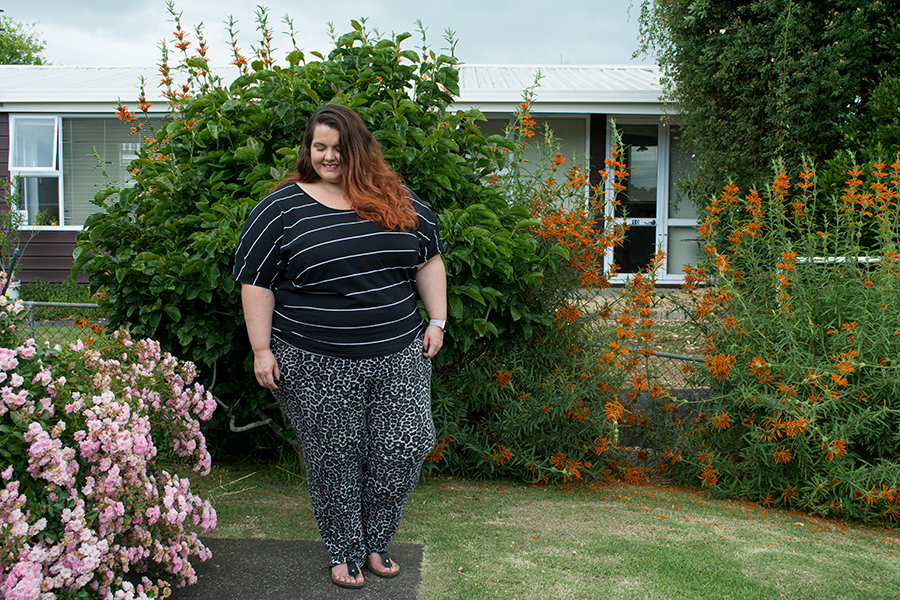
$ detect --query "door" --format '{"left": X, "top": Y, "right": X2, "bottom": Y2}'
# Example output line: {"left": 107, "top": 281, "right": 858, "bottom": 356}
{"left": 607, "top": 123, "right": 662, "bottom": 275}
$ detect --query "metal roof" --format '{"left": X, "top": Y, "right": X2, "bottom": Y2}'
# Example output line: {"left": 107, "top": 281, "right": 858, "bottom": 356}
{"left": 0, "top": 65, "right": 217, "bottom": 113}
{"left": 0, "top": 64, "right": 666, "bottom": 115}
{"left": 455, "top": 64, "right": 664, "bottom": 112}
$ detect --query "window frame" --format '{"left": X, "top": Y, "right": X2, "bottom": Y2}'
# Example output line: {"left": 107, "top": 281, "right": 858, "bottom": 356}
{"left": 8, "top": 114, "right": 67, "bottom": 229}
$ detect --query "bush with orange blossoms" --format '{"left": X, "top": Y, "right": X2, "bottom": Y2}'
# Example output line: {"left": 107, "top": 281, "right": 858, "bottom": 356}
{"left": 663, "top": 157, "right": 900, "bottom": 524}
{"left": 424, "top": 78, "right": 674, "bottom": 485}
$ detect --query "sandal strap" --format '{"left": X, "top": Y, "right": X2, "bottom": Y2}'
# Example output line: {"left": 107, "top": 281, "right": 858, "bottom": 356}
{"left": 347, "top": 562, "right": 360, "bottom": 577}
{"left": 377, "top": 551, "right": 392, "bottom": 569}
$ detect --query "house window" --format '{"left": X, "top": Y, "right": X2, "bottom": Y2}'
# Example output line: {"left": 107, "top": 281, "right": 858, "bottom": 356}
{"left": 8, "top": 114, "right": 158, "bottom": 228}
{"left": 8, "top": 116, "right": 62, "bottom": 225}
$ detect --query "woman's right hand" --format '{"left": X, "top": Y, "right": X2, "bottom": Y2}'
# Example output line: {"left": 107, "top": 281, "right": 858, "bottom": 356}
{"left": 253, "top": 348, "right": 281, "bottom": 390}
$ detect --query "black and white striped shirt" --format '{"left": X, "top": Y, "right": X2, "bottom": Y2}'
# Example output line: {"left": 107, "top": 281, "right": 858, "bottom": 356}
{"left": 233, "top": 183, "right": 444, "bottom": 359}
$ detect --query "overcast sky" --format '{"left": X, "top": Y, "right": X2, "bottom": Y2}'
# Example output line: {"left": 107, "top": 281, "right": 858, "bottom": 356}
{"left": 8, "top": 0, "right": 651, "bottom": 68}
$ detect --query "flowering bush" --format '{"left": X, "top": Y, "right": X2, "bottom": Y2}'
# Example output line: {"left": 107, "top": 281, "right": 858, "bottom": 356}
{"left": 0, "top": 300, "right": 217, "bottom": 599}
{"left": 426, "top": 83, "right": 674, "bottom": 485}
{"left": 665, "top": 155, "right": 900, "bottom": 524}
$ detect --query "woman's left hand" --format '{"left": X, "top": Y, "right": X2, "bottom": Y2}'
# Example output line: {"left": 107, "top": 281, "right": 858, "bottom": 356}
{"left": 416, "top": 255, "right": 447, "bottom": 358}
{"left": 422, "top": 324, "right": 444, "bottom": 358}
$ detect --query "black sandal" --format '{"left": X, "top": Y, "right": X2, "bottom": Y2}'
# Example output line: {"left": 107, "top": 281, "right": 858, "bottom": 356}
{"left": 331, "top": 562, "right": 364, "bottom": 589}
{"left": 364, "top": 551, "right": 400, "bottom": 578}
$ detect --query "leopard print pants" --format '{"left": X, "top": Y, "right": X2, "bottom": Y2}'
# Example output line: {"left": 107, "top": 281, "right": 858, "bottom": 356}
{"left": 271, "top": 336, "right": 435, "bottom": 567}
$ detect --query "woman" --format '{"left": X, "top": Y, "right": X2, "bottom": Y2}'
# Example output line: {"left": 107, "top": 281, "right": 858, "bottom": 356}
{"left": 232, "top": 104, "right": 447, "bottom": 589}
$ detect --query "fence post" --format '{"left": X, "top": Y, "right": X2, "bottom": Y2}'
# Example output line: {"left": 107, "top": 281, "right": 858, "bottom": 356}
{"left": 26, "top": 301, "right": 35, "bottom": 339}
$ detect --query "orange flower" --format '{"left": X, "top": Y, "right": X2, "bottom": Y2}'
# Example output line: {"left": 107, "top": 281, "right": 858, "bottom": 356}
{"left": 427, "top": 436, "right": 451, "bottom": 463}
{"left": 490, "top": 445, "right": 513, "bottom": 466}
{"left": 563, "top": 400, "right": 589, "bottom": 422}
{"left": 705, "top": 354, "right": 736, "bottom": 380}
{"left": 824, "top": 439, "right": 847, "bottom": 461}
{"left": 663, "top": 448, "right": 682, "bottom": 464}
{"left": 710, "top": 411, "right": 732, "bottom": 430}
{"left": 604, "top": 399, "right": 625, "bottom": 422}
{"left": 555, "top": 303, "right": 582, "bottom": 328}
{"left": 562, "top": 458, "right": 586, "bottom": 482}
{"left": 622, "top": 467, "right": 647, "bottom": 485}
{"left": 773, "top": 446, "right": 792, "bottom": 464}
{"left": 550, "top": 452, "right": 567, "bottom": 470}
{"left": 777, "top": 251, "right": 797, "bottom": 270}
{"left": 835, "top": 360, "right": 855, "bottom": 374}
{"left": 699, "top": 465, "right": 718, "bottom": 487}
{"left": 747, "top": 356, "right": 767, "bottom": 374}
{"left": 780, "top": 486, "right": 797, "bottom": 504}
{"left": 495, "top": 371, "right": 512, "bottom": 387}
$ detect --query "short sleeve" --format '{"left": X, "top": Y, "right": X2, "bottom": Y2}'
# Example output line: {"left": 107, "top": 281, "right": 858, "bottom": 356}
{"left": 409, "top": 190, "right": 444, "bottom": 264}
{"left": 232, "top": 192, "right": 287, "bottom": 288}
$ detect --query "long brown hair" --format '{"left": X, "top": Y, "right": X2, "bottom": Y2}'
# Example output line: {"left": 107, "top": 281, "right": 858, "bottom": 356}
{"left": 285, "top": 104, "right": 417, "bottom": 231}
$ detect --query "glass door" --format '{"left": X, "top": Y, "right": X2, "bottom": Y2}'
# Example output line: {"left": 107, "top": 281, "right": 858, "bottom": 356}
{"left": 608, "top": 123, "right": 662, "bottom": 275}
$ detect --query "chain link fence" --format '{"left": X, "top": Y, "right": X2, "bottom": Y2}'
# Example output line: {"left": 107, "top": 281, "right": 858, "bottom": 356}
{"left": 648, "top": 351, "right": 707, "bottom": 392}
{"left": 19, "top": 301, "right": 104, "bottom": 347}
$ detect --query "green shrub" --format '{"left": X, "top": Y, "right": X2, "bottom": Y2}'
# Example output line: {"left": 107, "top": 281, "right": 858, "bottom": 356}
{"left": 424, "top": 90, "right": 677, "bottom": 485}
{"left": 637, "top": 0, "right": 900, "bottom": 195}
{"left": 664, "top": 155, "right": 900, "bottom": 524}
{"left": 21, "top": 277, "right": 102, "bottom": 321}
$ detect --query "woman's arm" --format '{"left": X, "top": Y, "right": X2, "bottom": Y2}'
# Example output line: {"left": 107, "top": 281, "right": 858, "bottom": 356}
{"left": 241, "top": 283, "right": 281, "bottom": 390}
{"left": 416, "top": 254, "right": 447, "bottom": 358}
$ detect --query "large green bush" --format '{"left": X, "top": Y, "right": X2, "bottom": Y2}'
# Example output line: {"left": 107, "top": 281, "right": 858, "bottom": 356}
{"left": 74, "top": 12, "right": 563, "bottom": 450}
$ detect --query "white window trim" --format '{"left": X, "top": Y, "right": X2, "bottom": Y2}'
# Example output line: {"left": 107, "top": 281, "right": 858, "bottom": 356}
{"left": 8, "top": 114, "right": 66, "bottom": 228}
{"left": 8, "top": 115, "right": 60, "bottom": 172}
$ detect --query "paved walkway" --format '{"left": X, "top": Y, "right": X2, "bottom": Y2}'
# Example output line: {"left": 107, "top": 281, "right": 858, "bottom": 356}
{"left": 169, "top": 538, "right": 422, "bottom": 600}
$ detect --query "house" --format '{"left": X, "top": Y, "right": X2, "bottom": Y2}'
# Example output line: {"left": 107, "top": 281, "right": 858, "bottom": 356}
{"left": 0, "top": 64, "right": 698, "bottom": 285}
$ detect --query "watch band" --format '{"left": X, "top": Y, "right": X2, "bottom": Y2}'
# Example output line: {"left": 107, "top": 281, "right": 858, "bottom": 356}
{"left": 429, "top": 319, "right": 447, "bottom": 331}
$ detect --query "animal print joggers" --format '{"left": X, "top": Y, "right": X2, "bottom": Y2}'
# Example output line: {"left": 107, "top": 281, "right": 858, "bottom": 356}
{"left": 271, "top": 336, "right": 436, "bottom": 567}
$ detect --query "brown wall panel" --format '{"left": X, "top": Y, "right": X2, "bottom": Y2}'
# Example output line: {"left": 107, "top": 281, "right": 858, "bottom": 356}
{"left": 9, "top": 230, "right": 84, "bottom": 284}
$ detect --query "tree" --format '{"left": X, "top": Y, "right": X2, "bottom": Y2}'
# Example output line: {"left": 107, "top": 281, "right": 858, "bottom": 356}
{"left": 0, "top": 14, "right": 48, "bottom": 64}
{"left": 637, "top": 0, "right": 900, "bottom": 194}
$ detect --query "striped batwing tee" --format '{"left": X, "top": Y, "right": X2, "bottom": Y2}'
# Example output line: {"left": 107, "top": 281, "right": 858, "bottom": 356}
{"left": 232, "top": 182, "right": 445, "bottom": 359}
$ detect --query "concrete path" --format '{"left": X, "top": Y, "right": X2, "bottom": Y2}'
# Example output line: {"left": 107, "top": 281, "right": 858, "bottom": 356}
{"left": 169, "top": 538, "right": 422, "bottom": 600}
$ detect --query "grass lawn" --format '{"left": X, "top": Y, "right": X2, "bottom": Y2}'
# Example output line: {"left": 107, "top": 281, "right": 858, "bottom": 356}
{"left": 185, "top": 461, "right": 899, "bottom": 600}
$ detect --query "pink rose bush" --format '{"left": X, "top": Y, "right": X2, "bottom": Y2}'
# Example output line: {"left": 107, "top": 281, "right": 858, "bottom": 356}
{"left": 0, "top": 299, "right": 217, "bottom": 599}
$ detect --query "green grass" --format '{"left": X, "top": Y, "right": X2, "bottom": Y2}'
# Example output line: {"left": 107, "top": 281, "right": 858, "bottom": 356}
{"left": 182, "top": 462, "right": 899, "bottom": 600}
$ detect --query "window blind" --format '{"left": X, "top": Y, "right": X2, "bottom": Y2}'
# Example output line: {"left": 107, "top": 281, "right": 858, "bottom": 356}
{"left": 62, "top": 118, "right": 161, "bottom": 227}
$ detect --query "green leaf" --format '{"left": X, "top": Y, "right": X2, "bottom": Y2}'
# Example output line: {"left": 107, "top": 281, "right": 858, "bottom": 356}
{"left": 398, "top": 49, "right": 419, "bottom": 63}
{"left": 233, "top": 146, "right": 258, "bottom": 163}
{"left": 186, "top": 57, "right": 210, "bottom": 71}
{"left": 454, "top": 284, "right": 486, "bottom": 305}
{"left": 163, "top": 304, "right": 182, "bottom": 322}
{"left": 152, "top": 176, "right": 175, "bottom": 194}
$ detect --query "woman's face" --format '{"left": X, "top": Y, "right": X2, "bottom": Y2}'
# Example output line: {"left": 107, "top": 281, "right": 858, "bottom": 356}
{"left": 309, "top": 124, "right": 343, "bottom": 185}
